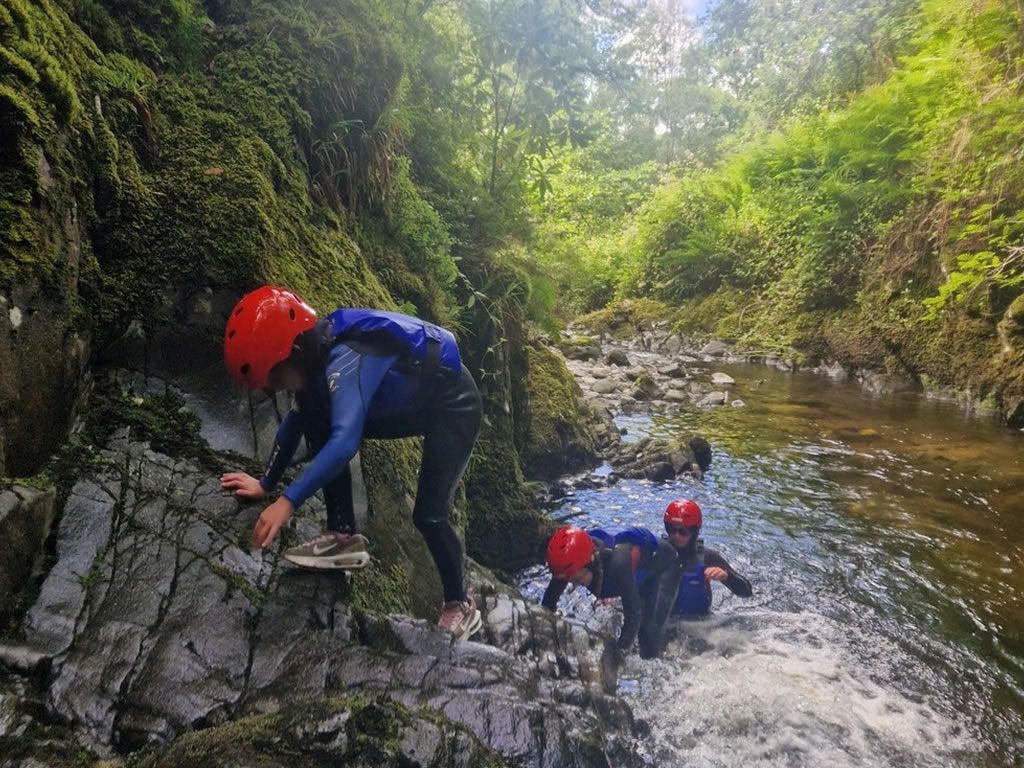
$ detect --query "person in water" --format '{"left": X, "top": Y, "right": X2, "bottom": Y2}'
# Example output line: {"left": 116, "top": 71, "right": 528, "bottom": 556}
{"left": 219, "top": 286, "right": 483, "bottom": 640}
{"left": 663, "top": 499, "right": 752, "bottom": 616}
{"left": 542, "top": 525, "right": 682, "bottom": 658}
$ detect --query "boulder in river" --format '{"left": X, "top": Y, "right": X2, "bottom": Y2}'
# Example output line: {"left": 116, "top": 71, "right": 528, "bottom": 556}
{"left": 698, "top": 391, "right": 729, "bottom": 407}
{"left": 630, "top": 374, "right": 664, "bottom": 401}
{"left": 604, "top": 350, "right": 631, "bottom": 367}
{"left": 710, "top": 372, "right": 735, "bottom": 386}
{"left": 699, "top": 340, "right": 729, "bottom": 357}
{"left": 608, "top": 436, "right": 711, "bottom": 481}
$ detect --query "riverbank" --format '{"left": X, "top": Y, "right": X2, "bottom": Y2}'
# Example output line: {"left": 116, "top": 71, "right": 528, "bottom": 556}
{"left": 569, "top": 298, "right": 1024, "bottom": 430}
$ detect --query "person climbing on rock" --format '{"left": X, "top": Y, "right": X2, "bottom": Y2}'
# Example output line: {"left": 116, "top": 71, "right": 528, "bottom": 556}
{"left": 542, "top": 524, "right": 682, "bottom": 658}
{"left": 662, "top": 499, "right": 752, "bottom": 617}
{"left": 219, "top": 286, "right": 483, "bottom": 640}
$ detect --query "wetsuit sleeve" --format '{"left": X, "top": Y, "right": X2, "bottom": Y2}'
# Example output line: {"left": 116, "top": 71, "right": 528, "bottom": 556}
{"left": 282, "top": 346, "right": 397, "bottom": 509}
{"left": 542, "top": 578, "right": 568, "bottom": 611}
{"left": 609, "top": 544, "right": 642, "bottom": 650}
{"left": 259, "top": 406, "right": 308, "bottom": 492}
{"left": 704, "top": 547, "right": 753, "bottom": 598}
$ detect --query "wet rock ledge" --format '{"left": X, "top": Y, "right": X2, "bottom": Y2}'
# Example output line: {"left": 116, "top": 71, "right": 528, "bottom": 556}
{"left": 1, "top": 431, "right": 644, "bottom": 768}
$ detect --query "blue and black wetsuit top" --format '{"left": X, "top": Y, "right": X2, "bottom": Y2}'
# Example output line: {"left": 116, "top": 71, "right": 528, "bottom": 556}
{"left": 258, "top": 310, "right": 460, "bottom": 509}
{"left": 542, "top": 526, "right": 664, "bottom": 650}
{"left": 672, "top": 540, "right": 754, "bottom": 616}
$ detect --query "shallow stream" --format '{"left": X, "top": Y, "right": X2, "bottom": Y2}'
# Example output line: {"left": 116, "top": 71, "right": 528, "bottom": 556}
{"left": 518, "top": 359, "right": 1024, "bottom": 767}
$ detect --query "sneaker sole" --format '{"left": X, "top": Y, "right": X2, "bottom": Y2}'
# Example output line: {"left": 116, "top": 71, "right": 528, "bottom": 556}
{"left": 283, "top": 551, "right": 371, "bottom": 570}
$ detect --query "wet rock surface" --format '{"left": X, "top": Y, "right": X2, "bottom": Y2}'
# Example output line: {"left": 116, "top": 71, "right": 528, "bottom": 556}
{"left": 134, "top": 696, "right": 508, "bottom": 768}
{"left": 0, "top": 486, "right": 56, "bottom": 625}
{"left": 7, "top": 434, "right": 644, "bottom": 767}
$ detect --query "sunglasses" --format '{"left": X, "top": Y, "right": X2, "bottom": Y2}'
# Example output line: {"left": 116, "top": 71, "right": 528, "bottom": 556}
{"left": 665, "top": 524, "right": 697, "bottom": 536}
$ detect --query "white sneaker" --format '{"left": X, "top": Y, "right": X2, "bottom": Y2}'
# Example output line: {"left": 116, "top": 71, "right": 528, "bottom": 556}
{"left": 437, "top": 594, "right": 482, "bottom": 639}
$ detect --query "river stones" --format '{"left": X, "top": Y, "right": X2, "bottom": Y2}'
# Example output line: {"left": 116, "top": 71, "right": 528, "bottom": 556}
{"left": 604, "top": 350, "right": 631, "bottom": 367}
{"left": 698, "top": 391, "right": 729, "bottom": 407}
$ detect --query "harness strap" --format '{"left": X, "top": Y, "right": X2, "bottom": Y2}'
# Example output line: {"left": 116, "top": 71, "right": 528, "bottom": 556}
{"left": 417, "top": 336, "right": 443, "bottom": 401}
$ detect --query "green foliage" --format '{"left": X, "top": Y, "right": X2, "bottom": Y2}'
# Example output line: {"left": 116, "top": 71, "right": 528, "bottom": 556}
{"left": 622, "top": 0, "right": 1024, "bottom": 324}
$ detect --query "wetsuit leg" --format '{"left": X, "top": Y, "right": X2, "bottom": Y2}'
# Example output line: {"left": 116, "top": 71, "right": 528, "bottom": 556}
{"left": 412, "top": 365, "right": 482, "bottom": 603}
{"left": 322, "top": 464, "right": 355, "bottom": 533}
{"left": 638, "top": 540, "right": 683, "bottom": 659}
{"left": 303, "top": 421, "right": 356, "bottom": 533}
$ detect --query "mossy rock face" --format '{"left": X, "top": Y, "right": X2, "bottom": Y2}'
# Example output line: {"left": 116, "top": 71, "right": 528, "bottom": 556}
{"left": 520, "top": 342, "right": 599, "bottom": 481}
{"left": 464, "top": 426, "right": 547, "bottom": 573}
{"left": 574, "top": 299, "right": 675, "bottom": 340}
{"left": 134, "top": 696, "right": 507, "bottom": 768}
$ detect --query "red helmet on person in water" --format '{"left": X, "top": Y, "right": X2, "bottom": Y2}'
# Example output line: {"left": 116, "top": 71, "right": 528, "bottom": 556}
{"left": 223, "top": 286, "right": 317, "bottom": 390}
{"left": 664, "top": 498, "right": 702, "bottom": 529}
{"left": 546, "top": 526, "right": 595, "bottom": 580}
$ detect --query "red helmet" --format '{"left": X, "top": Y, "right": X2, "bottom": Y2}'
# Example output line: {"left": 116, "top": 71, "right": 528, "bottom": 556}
{"left": 223, "top": 286, "right": 317, "bottom": 389}
{"left": 664, "top": 498, "right": 702, "bottom": 529}
{"left": 546, "top": 526, "right": 595, "bottom": 580}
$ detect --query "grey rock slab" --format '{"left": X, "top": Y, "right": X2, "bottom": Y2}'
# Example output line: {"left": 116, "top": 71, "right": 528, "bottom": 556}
{"left": 699, "top": 340, "right": 729, "bottom": 357}
{"left": 20, "top": 438, "right": 643, "bottom": 767}
{"left": 710, "top": 372, "right": 735, "bottom": 386}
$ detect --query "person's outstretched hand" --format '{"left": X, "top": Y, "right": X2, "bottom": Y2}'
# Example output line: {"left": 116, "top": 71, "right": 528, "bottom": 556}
{"left": 705, "top": 566, "right": 728, "bottom": 583}
{"left": 251, "top": 497, "right": 295, "bottom": 549}
{"left": 220, "top": 472, "right": 267, "bottom": 499}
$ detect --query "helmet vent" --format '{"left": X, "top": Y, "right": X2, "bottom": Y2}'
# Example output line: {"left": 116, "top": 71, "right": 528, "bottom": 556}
{"left": 289, "top": 308, "right": 296, "bottom": 320}
{"left": 240, "top": 363, "right": 251, "bottom": 379}
{"left": 227, "top": 329, "right": 236, "bottom": 339}
{"left": 234, "top": 306, "right": 244, "bottom": 316}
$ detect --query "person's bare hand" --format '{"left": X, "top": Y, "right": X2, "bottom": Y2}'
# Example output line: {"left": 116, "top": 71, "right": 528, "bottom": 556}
{"left": 251, "top": 497, "right": 294, "bottom": 549}
{"left": 705, "top": 567, "right": 728, "bottom": 583}
{"left": 220, "top": 472, "right": 267, "bottom": 500}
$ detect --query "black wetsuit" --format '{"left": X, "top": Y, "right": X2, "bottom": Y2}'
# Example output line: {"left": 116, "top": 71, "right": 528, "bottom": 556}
{"left": 260, "top": 321, "right": 481, "bottom": 603}
{"left": 542, "top": 537, "right": 682, "bottom": 657}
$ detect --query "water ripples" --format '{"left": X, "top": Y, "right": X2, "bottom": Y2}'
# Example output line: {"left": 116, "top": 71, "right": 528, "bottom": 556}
{"left": 518, "top": 362, "right": 1024, "bottom": 766}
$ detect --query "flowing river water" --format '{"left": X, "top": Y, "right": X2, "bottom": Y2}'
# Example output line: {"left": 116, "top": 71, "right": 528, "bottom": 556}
{"left": 517, "top": 359, "right": 1024, "bottom": 767}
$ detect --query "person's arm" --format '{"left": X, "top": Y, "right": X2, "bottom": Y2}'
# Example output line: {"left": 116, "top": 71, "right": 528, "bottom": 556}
{"left": 704, "top": 547, "right": 753, "bottom": 597}
{"left": 609, "top": 544, "right": 642, "bottom": 650}
{"left": 542, "top": 578, "right": 568, "bottom": 611}
{"left": 259, "top": 406, "right": 308, "bottom": 492}
{"left": 282, "top": 346, "right": 396, "bottom": 509}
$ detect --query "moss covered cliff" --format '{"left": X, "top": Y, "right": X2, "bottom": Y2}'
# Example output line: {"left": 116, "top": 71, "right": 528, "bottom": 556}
{"left": 0, "top": 0, "right": 570, "bottom": 609}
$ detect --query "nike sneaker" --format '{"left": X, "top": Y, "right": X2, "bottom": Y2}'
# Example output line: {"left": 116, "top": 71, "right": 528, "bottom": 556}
{"left": 283, "top": 532, "right": 371, "bottom": 570}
